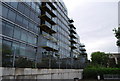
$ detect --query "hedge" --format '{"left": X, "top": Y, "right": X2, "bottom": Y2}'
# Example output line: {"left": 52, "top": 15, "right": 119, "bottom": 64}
{"left": 83, "top": 67, "right": 120, "bottom": 79}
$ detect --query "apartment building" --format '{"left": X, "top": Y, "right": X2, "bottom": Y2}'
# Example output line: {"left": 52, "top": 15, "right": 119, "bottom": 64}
{"left": 1, "top": 0, "right": 87, "bottom": 68}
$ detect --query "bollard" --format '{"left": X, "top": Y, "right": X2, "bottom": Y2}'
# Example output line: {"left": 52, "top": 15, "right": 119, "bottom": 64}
{"left": 97, "top": 75, "right": 100, "bottom": 80}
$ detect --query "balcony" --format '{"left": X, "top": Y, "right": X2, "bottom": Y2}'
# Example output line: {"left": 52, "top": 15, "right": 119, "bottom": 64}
{"left": 41, "top": 3, "right": 51, "bottom": 12}
{"left": 50, "top": 10, "right": 57, "bottom": 17}
{"left": 41, "top": 4, "right": 57, "bottom": 17}
{"left": 69, "top": 38, "right": 77, "bottom": 44}
{"left": 40, "top": 21, "right": 56, "bottom": 34}
{"left": 80, "top": 43, "right": 85, "bottom": 47}
{"left": 68, "top": 19, "right": 74, "bottom": 23}
{"left": 69, "top": 24, "right": 76, "bottom": 29}
{"left": 42, "top": 34, "right": 58, "bottom": 43}
{"left": 80, "top": 47, "right": 86, "bottom": 51}
{"left": 69, "top": 33, "right": 77, "bottom": 39}
{"left": 50, "top": 18, "right": 56, "bottom": 25}
{"left": 40, "top": 12, "right": 56, "bottom": 25}
{"left": 70, "top": 44, "right": 77, "bottom": 49}
{"left": 40, "top": 12, "right": 51, "bottom": 22}
{"left": 69, "top": 28, "right": 77, "bottom": 34}
{"left": 40, "top": 39, "right": 58, "bottom": 51}
{"left": 48, "top": 2, "right": 57, "bottom": 10}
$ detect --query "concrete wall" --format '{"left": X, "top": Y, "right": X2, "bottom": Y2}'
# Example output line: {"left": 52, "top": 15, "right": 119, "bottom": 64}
{"left": 0, "top": 67, "right": 83, "bottom": 80}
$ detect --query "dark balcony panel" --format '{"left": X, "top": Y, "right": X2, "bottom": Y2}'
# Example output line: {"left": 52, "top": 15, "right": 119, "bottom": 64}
{"left": 69, "top": 24, "right": 76, "bottom": 29}
{"left": 40, "top": 13, "right": 56, "bottom": 25}
{"left": 48, "top": 2, "right": 57, "bottom": 10}
{"left": 69, "top": 28, "right": 77, "bottom": 34}
{"left": 50, "top": 10, "right": 57, "bottom": 17}
{"left": 69, "top": 33, "right": 77, "bottom": 39}
{"left": 42, "top": 46, "right": 58, "bottom": 52}
{"left": 80, "top": 45, "right": 85, "bottom": 47}
{"left": 41, "top": 4, "right": 57, "bottom": 17}
{"left": 41, "top": 4, "right": 51, "bottom": 12}
{"left": 69, "top": 38, "right": 77, "bottom": 44}
{"left": 70, "top": 44, "right": 77, "bottom": 49}
{"left": 40, "top": 21, "right": 56, "bottom": 34}
{"left": 68, "top": 19, "right": 74, "bottom": 23}
{"left": 40, "top": 25, "right": 56, "bottom": 34}
{"left": 80, "top": 48, "right": 86, "bottom": 51}
{"left": 40, "top": 13, "right": 51, "bottom": 22}
{"left": 40, "top": 39, "right": 58, "bottom": 52}
{"left": 50, "top": 18, "right": 57, "bottom": 25}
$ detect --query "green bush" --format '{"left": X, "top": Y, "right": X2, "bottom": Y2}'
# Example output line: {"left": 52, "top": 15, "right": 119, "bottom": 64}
{"left": 83, "top": 67, "right": 120, "bottom": 79}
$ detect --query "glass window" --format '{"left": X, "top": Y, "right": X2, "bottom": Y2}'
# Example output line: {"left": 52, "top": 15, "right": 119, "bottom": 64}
{"left": 17, "top": 2, "right": 24, "bottom": 13}
{"left": 33, "top": 24, "right": 39, "bottom": 34}
{"left": 12, "top": 42, "right": 20, "bottom": 56}
{"left": 26, "top": 2, "right": 31, "bottom": 6}
{"left": 24, "top": 6, "right": 30, "bottom": 17}
{"left": 2, "top": 40, "right": 12, "bottom": 55}
{"left": 21, "top": 30, "right": 27, "bottom": 42}
{"left": 3, "top": 40, "right": 12, "bottom": 49}
{"left": 30, "top": 11, "right": 35, "bottom": 20}
{"left": 34, "top": 13, "right": 39, "bottom": 23}
{"left": 10, "top": 2, "right": 18, "bottom": 9}
{"left": 23, "top": 18, "right": 29, "bottom": 28}
{"left": 8, "top": 9, "right": 16, "bottom": 22}
{"left": 31, "top": 2, "right": 36, "bottom": 10}
{"left": 20, "top": 44, "right": 26, "bottom": 56}
{"left": 5, "top": 22, "right": 14, "bottom": 37}
{"left": 2, "top": 21, "right": 6, "bottom": 35}
{"left": 2, "top": 6, "right": 8, "bottom": 18}
{"left": 28, "top": 21, "right": 33, "bottom": 31}
{"left": 36, "top": 5, "right": 40, "bottom": 14}
{"left": 28, "top": 33, "right": 33, "bottom": 44}
{"left": 13, "top": 26, "right": 21, "bottom": 39}
{"left": 26, "top": 45, "right": 36, "bottom": 59}
{"left": 16, "top": 14, "right": 23, "bottom": 26}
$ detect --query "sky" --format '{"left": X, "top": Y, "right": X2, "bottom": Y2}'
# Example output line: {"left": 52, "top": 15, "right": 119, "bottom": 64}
{"left": 63, "top": 0, "right": 119, "bottom": 59}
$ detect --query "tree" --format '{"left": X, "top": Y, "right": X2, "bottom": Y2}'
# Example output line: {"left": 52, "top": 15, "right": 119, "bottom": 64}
{"left": 2, "top": 44, "right": 12, "bottom": 67}
{"left": 113, "top": 27, "right": 120, "bottom": 46}
{"left": 15, "top": 57, "right": 35, "bottom": 68}
{"left": 91, "top": 51, "right": 109, "bottom": 67}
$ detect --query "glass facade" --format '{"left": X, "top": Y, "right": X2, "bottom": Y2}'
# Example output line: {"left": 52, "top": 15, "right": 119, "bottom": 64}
{"left": 1, "top": 2, "right": 40, "bottom": 65}
{"left": 1, "top": 0, "right": 86, "bottom": 68}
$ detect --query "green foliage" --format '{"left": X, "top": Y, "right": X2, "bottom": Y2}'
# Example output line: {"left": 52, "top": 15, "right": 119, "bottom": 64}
{"left": 113, "top": 27, "right": 120, "bottom": 46}
{"left": 2, "top": 44, "right": 12, "bottom": 67}
{"left": 91, "top": 51, "right": 109, "bottom": 67}
{"left": 83, "top": 67, "right": 120, "bottom": 79}
{"left": 15, "top": 57, "right": 35, "bottom": 68}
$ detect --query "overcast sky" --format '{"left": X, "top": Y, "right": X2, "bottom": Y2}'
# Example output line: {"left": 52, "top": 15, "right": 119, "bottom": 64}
{"left": 63, "top": 0, "right": 119, "bottom": 59}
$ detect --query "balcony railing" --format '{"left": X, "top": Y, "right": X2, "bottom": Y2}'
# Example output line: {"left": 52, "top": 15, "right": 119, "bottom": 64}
{"left": 50, "top": 17, "right": 57, "bottom": 25}
{"left": 40, "top": 12, "right": 51, "bottom": 21}
{"left": 41, "top": 3, "right": 51, "bottom": 12}
{"left": 48, "top": 2, "right": 57, "bottom": 10}
{"left": 69, "top": 33, "right": 77, "bottom": 39}
{"left": 80, "top": 47, "right": 86, "bottom": 51}
{"left": 69, "top": 28, "right": 76, "bottom": 34}
{"left": 41, "top": 3, "right": 57, "bottom": 17}
{"left": 68, "top": 19, "right": 74, "bottom": 23}
{"left": 80, "top": 43, "right": 85, "bottom": 47}
{"left": 42, "top": 34, "right": 58, "bottom": 43}
{"left": 69, "top": 24, "right": 76, "bottom": 29}
{"left": 70, "top": 44, "right": 77, "bottom": 49}
{"left": 50, "top": 10, "right": 57, "bottom": 17}
{"left": 69, "top": 38, "right": 77, "bottom": 44}
{"left": 40, "top": 38, "right": 58, "bottom": 51}
{"left": 40, "top": 21, "right": 57, "bottom": 34}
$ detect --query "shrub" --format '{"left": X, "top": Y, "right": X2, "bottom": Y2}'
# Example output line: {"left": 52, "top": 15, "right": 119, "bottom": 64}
{"left": 83, "top": 67, "right": 120, "bottom": 79}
